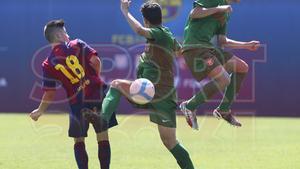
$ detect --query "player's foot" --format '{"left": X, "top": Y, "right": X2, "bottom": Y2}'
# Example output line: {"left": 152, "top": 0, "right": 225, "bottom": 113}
{"left": 213, "top": 109, "right": 242, "bottom": 127}
{"left": 179, "top": 101, "right": 199, "bottom": 130}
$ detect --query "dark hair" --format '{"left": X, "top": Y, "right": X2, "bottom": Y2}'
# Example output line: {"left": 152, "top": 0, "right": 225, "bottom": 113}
{"left": 141, "top": 2, "right": 162, "bottom": 25}
{"left": 44, "top": 19, "right": 65, "bottom": 43}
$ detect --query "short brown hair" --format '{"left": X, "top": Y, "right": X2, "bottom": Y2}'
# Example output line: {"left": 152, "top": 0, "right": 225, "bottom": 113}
{"left": 44, "top": 19, "right": 65, "bottom": 43}
{"left": 141, "top": 2, "right": 162, "bottom": 25}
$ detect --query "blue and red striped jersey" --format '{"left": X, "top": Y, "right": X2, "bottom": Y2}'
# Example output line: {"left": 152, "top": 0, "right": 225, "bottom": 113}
{"left": 42, "top": 39, "right": 104, "bottom": 104}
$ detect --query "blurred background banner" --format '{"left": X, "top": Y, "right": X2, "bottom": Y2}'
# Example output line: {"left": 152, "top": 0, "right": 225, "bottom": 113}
{"left": 0, "top": 0, "right": 299, "bottom": 116}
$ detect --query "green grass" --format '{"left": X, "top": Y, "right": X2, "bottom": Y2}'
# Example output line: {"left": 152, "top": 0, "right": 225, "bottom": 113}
{"left": 0, "top": 114, "right": 299, "bottom": 169}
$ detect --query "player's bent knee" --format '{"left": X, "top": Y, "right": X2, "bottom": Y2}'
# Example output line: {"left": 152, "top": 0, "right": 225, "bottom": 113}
{"left": 110, "top": 79, "right": 122, "bottom": 89}
{"left": 237, "top": 60, "right": 249, "bottom": 73}
{"left": 242, "top": 62, "right": 249, "bottom": 73}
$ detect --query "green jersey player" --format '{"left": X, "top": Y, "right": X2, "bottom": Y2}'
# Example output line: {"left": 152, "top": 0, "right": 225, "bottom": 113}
{"left": 99, "top": 1, "right": 195, "bottom": 168}
{"left": 180, "top": 0, "right": 260, "bottom": 129}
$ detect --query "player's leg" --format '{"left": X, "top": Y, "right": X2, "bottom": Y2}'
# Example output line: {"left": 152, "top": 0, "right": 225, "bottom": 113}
{"left": 158, "top": 125, "right": 194, "bottom": 169}
{"left": 74, "top": 137, "right": 88, "bottom": 169}
{"left": 181, "top": 64, "right": 230, "bottom": 129}
{"left": 101, "top": 79, "right": 132, "bottom": 121}
{"left": 95, "top": 131, "right": 111, "bottom": 169}
{"left": 82, "top": 101, "right": 118, "bottom": 169}
{"left": 151, "top": 94, "right": 195, "bottom": 169}
{"left": 217, "top": 55, "right": 249, "bottom": 111}
{"left": 213, "top": 55, "right": 248, "bottom": 126}
{"left": 81, "top": 106, "right": 117, "bottom": 169}
{"left": 181, "top": 48, "right": 231, "bottom": 111}
{"left": 74, "top": 137, "right": 89, "bottom": 169}
{"left": 94, "top": 106, "right": 118, "bottom": 169}
{"left": 70, "top": 105, "right": 90, "bottom": 169}
{"left": 184, "top": 65, "right": 231, "bottom": 111}
{"left": 181, "top": 48, "right": 231, "bottom": 129}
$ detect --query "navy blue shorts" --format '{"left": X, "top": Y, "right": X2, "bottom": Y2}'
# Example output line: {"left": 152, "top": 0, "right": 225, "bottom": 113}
{"left": 68, "top": 102, "right": 118, "bottom": 138}
{"left": 68, "top": 86, "right": 118, "bottom": 138}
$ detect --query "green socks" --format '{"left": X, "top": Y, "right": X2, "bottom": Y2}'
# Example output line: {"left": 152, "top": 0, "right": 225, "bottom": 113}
{"left": 186, "top": 72, "right": 247, "bottom": 112}
{"left": 101, "top": 87, "right": 122, "bottom": 121}
{"left": 186, "top": 80, "right": 220, "bottom": 111}
{"left": 218, "top": 73, "right": 247, "bottom": 112}
{"left": 170, "top": 143, "right": 195, "bottom": 169}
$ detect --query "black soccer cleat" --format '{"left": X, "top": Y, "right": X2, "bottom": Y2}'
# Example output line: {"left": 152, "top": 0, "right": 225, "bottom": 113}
{"left": 213, "top": 109, "right": 242, "bottom": 127}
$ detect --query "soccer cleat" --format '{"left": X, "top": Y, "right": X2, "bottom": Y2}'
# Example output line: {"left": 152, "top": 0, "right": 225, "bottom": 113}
{"left": 213, "top": 109, "right": 242, "bottom": 127}
{"left": 179, "top": 101, "right": 199, "bottom": 130}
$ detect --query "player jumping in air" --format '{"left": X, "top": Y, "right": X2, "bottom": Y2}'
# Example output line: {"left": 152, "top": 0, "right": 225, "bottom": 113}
{"left": 29, "top": 20, "right": 118, "bottom": 169}
{"left": 180, "top": 0, "right": 260, "bottom": 129}
{"left": 98, "top": 1, "right": 195, "bottom": 168}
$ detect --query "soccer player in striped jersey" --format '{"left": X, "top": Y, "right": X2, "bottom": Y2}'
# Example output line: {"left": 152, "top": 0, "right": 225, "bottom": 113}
{"left": 30, "top": 19, "right": 118, "bottom": 169}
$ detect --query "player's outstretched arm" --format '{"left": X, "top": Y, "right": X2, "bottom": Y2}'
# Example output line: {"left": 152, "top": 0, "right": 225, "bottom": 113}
{"left": 190, "top": 5, "right": 232, "bottom": 19}
{"left": 30, "top": 90, "right": 56, "bottom": 121}
{"left": 218, "top": 35, "right": 260, "bottom": 51}
{"left": 120, "top": 0, "right": 151, "bottom": 39}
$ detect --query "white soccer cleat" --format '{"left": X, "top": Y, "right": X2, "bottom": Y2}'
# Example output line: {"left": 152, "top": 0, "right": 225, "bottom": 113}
{"left": 179, "top": 101, "right": 199, "bottom": 130}
{"left": 213, "top": 108, "right": 242, "bottom": 127}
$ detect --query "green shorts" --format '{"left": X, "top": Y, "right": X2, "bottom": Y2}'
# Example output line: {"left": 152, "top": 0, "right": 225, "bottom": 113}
{"left": 148, "top": 90, "right": 177, "bottom": 128}
{"left": 135, "top": 62, "right": 177, "bottom": 128}
{"left": 183, "top": 47, "right": 233, "bottom": 81}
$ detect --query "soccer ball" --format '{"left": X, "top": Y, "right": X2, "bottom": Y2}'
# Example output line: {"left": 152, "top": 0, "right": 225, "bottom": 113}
{"left": 130, "top": 78, "right": 155, "bottom": 105}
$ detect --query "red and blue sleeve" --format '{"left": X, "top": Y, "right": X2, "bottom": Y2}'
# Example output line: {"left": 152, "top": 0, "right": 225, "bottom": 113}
{"left": 77, "top": 39, "right": 98, "bottom": 60}
{"left": 42, "top": 65, "right": 57, "bottom": 91}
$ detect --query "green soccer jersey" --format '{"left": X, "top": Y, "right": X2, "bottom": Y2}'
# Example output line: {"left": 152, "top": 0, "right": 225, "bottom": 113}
{"left": 139, "top": 26, "right": 180, "bottom": 87}
{"left": 183, "top": 0, "right": 229, "bottom": 51}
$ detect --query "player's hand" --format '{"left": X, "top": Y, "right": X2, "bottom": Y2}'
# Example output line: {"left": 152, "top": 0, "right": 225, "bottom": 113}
{"left": 217, "top": 5, "right": 233, "bottom": 13}
{"left": 30, "top": 109, "right": 43, "bottom": 121}
{"left": 121, "top": 0, "right": 131, "bottom": 14}
{"left": 246, "top": 41, "right": 260, "bottom": 51}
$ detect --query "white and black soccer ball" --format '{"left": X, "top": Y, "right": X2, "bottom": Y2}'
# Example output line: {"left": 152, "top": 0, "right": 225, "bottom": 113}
{"left": 130, "top": 78, "right": 155, "bottom": 105}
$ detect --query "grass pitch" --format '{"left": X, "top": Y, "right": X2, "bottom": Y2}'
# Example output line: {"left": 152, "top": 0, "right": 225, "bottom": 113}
{"left": 0, "top": 113, "right": 299, "bottom": 169}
